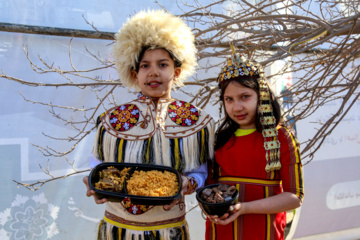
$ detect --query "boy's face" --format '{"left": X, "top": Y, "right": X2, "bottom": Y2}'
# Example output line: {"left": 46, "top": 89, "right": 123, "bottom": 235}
{"left": 224, "top": 81, "right": 258, "bottom": 129}
{"left": 131, "top": 49, "right": 181, "bottom": 99}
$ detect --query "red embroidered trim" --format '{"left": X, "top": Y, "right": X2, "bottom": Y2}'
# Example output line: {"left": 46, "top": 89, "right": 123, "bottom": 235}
{"left": 120, "top": 197, "right": 153, "bottom": 215}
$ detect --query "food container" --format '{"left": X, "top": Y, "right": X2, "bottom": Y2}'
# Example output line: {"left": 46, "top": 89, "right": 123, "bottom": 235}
{"left": 88, "top": 162, "right": 182, "bottom": 205}
{"left": 196, "top": 183, "right": 239, "bottom": 216}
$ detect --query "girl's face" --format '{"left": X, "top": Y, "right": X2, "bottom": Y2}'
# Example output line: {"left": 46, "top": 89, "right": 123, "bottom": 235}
{"left": 131, "top": 48, "right": 181, "bottom": 99}
{"left": 223, "top": 81, "right": 258, "bottom": 129}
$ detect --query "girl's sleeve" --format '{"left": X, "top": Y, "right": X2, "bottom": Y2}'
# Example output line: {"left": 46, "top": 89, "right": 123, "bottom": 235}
{"left": 278, "top": 126, "right": 305, "bottom": 202}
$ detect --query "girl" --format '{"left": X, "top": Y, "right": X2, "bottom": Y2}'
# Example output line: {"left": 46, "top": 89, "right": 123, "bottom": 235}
{"left": 204, "top": 44, "right": 304, "bottom": 240}
{"left": 83, "top": 10, "right": 215, "bottom": 240}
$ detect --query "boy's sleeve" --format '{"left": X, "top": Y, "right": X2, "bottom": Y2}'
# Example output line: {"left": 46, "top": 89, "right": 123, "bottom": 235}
{"left": 89, "top": 154, "right": 102, "bottom": 169}
{"left": 91, "top": 113, "right": 106, "bottom": 161}
{"left": 184, "top": 163, "right": 208, "bottom": 188}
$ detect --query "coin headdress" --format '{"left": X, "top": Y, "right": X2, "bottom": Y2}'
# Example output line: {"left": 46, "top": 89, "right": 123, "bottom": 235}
{"left": 113, "top": 10, "right": 197, "bottom": 91}
{"left": 217, "top": 43, "right": 281, "bottom": 172}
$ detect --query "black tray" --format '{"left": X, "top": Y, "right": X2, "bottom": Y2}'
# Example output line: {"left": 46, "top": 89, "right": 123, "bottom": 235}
{"left": 88, "top": 162, "right": 182, "bottom": 205}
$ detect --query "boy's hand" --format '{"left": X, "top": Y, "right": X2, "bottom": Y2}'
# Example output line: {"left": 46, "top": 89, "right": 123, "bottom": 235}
{"left": 83, "top": 176, "right": 107, "bottom": 204}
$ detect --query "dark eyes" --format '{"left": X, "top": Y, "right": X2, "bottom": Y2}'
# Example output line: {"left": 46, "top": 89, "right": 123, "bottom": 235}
{"left": 140, "top": 63, "right": 168, "bottom": 68}
{"left": 225, "top": 95, "right": 250, "bottom": 101}
{"left": 140, "top": 64, "right": 148, "bottom": 68}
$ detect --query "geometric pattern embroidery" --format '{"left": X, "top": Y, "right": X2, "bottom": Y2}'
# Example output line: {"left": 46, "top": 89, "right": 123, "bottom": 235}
{"left": 109, "top": 104, "right": 140, "bottom": 131}
{"left": 262, "top": 129, "right": 277, "bottom": 137}
{"left": 121, "top": 197, "right": 152, "bottom": 215}
{"left": 184, "top": 176, "right": 198, "bottom": 195}
{"left": 136, "top": 92, "right": 148, "bottom": 100}
{"left": 264, "top": 140, "right": 280, "bottom": 150}
{"left": 168, "top": 100, "right": 199, "bottom": 126}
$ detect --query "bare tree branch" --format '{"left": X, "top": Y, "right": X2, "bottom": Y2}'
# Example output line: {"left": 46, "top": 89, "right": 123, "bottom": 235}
{"left": 1, "top": 0, "right": 359, "bottom": 189}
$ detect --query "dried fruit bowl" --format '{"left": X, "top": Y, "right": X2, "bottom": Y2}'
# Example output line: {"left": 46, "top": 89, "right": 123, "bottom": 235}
{"left": 196, "top": 183, "right": 239, "bottom": 216}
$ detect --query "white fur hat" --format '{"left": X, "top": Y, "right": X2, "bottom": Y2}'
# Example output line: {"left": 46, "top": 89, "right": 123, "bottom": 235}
{"left": 113, "top": 10, "right": 197, "bottom": 90}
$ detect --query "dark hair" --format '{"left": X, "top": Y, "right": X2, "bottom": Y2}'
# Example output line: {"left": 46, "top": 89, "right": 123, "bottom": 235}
{"left": 134, "top": 46, "right": 182, "bottom": 72}
{"left": 215, "top": 78, "right": 283, "bottom": 151}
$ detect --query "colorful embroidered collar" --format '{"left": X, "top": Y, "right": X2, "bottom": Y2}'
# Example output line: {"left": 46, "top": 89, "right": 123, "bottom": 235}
{"left": 136, "top": 92, "right": 172, "bottom": 103}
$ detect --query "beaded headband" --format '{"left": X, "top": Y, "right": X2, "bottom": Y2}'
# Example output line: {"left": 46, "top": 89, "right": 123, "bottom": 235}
{"left": 217, "top": 43, "right": 281, "bottom": 172}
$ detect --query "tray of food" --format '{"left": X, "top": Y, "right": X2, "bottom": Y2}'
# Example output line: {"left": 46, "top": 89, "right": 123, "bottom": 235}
{"left": 88, "top": 162, "right": 183, "bottom": 205}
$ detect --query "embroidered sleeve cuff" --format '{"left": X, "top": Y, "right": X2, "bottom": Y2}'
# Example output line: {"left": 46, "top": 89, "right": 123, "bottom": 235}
{"left": 184, "top": 176, "right": 198, "bottom": 195}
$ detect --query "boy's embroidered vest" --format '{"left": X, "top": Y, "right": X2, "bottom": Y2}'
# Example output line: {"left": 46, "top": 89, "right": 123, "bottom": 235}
{"left": 91, "top": 95, "right": 215, "bottom": 232}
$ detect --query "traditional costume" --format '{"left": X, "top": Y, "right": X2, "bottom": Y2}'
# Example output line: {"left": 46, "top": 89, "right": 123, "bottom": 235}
{"left": 90, "top": 10, "right": 215, "bottom": 240}
{"left": 205, "top": 45, "right": 304, "bottom": 240}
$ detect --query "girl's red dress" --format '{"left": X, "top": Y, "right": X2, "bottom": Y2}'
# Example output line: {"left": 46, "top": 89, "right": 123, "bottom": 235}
{"left": 206, "top": 126, "right": 304, "bottom": 240}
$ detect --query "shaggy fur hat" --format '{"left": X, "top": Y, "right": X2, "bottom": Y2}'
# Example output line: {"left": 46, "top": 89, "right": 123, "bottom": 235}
{"left": 113, "top": 10, "right": 197, "bottom": 90}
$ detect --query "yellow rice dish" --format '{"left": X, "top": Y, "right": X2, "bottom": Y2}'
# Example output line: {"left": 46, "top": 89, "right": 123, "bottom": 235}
{"left": 126, "top": 170, "right": 179, "bottom": 197}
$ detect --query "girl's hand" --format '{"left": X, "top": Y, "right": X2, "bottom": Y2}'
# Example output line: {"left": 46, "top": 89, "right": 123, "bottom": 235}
{"left": 211, "top": 203, "right": 243, "bottom": 225}
{"left": 198, "top": 201, "right": 230, "bottom": 224}
{"left": 83, "top": 176, "right": 107, "bottom": 204}
{"left": 209, "top": 192, "right": 302, "bottom": 225}
{"left": 163, "top": 176, "right": 189, "bottom": 210}
{"left": 204, "top": 203, "right": 243, "bottom": 225}
{"left": 205, "top": 211, "right": 231, "bottom": 224}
